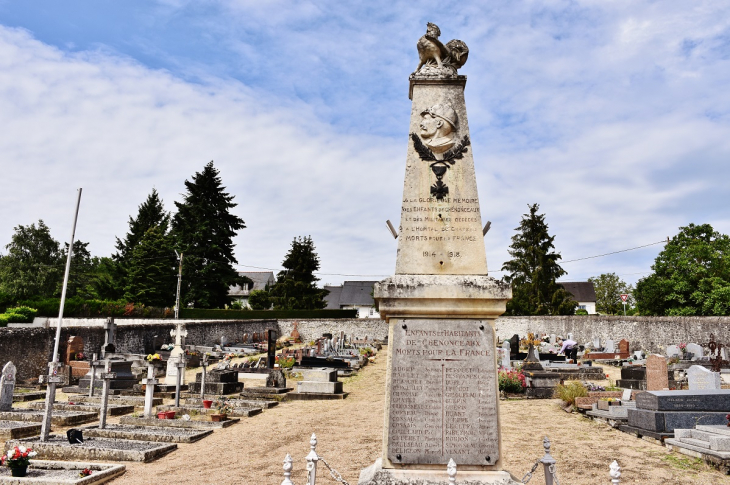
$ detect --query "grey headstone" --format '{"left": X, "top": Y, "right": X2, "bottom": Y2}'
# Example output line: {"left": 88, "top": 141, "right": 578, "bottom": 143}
{"left": 666, "top": 345, "right": 681, "bottom": 358}
{"left": 550, "top": 334, "right": 556, "bottom": 344}
{"left": 220, "top": 336, "right": 228, "bottom": 348}
{"left": 604, "top": 340, "right": 615, "bottom": 353}
{"left": 688, "top": 365, "right": 722, "bottom": 391}
{"left": 686, "top": 343, "right": 703, "bottom": 360}
{"left": 0, "top": 361, "right": 17, "bottom": 411}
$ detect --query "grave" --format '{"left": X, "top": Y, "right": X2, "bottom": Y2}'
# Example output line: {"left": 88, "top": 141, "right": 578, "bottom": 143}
{"left": 73, "top": 395, "right": 163, "bottom": 408}
{"left": 621, "top": 390, "right": 730, "bottom": 441}
{"left": 686, "top": 343, "right": 704, "bottom": 360}
{"left": 165, "top": 321, "right": 187, "bottom": 386}
{"left": 289, "top": 368, "right": 347, "bottom": 400}
{"left": 1, "top": 362, "right": 16, "bottom": 412}
{"left": 119, "top": 415, "right": 239, "bottom": 429}
{"left": 666, "top": 425, "right": 730, "bottom": 472}
{"left": 81, "top": 423, "right": 213, "bottom": 443}
{"left": 0, "top": 420, "right": 42, "bottom": 439}
{"left": 156, "top": 403, "right": 262, "bottom": 418}
{"left": 358, "top": 22, "right": 516, "bottom": 485}
{"left": 666, "top": 345, "right": 681, "bottom": 358}
{"left": 6, "top": 436, "right": 176, "bottom": 462}
{"left": 65, "top": 336, "right": 90, "bottom": 381}
{"left": 0, "top": 409, "right": 97, "bottom": 426}
{"left": 77, "top": 359, "right": 137, "bottom": 391}
{"left": 0, "top": 460, "right": 126, "bottom": 485}
{"left": 28, "top": 401, "right": 134, "bottom": 416}
{"left": 688, "top": 365, "right": 722, "bottom": 391}
{"left": 646, "top": 354, "right": 670, "bottom": 391}
{"left": 12, "top": 388, "right": 47, "bottom": 402}
{"left": 188, "top": 369, "right": 243, "bottom": 395}
{"left": 184, "top": 396, "right": 279, "bottom": 409}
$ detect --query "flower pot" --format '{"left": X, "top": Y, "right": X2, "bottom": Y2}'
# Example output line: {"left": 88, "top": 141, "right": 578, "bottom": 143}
{"left": 202, "top": 400, "right": 213, "bottom": 409}
{"left": 10, "top": 466, "right": 28, "bottom": 477}
{"left": 210, "top": 413, "right": 226, "bottom": 422}
{"left": 165, "top": 411, "right": 176, "bottom": 419}
{"left": 157, "top": 412, "right": 167, "bottom": 419}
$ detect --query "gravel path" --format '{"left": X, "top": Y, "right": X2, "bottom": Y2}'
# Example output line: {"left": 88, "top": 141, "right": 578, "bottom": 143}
{"left": 8, "top": 348, "right": 730, "bottom": 484}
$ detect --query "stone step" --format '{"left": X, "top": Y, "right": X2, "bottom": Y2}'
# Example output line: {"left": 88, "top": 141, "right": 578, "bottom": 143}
{"left": 689, "top": 429, "right": 716, "bottom": 442}
{"left": 697, "top": 424, "right": 730, "bottom": 437}
{"left": 678, "top": 437, "right": 712, "bottom": 449}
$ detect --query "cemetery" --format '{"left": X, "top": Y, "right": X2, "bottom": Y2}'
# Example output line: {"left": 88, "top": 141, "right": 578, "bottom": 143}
{"left": 1, "top": 18, "right": 730, "bottom": 485}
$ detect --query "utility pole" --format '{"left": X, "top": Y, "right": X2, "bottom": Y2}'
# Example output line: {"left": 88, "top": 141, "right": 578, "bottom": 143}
{"left": 174, "top": 251, "right": 183, "bottom": 319}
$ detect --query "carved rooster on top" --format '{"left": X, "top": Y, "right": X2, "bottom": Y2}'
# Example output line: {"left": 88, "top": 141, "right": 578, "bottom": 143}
{"left": 415, "top": 22, "right": 469, "bottom": 73}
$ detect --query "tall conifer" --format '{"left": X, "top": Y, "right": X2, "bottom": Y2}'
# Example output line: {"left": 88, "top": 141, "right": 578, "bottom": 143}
{"left": 501, "top": 204, "right": 576, "bottom": 315}
{"left": 172, "top": 161, "right": 245, "bottom": 308}
{"left": 269, "top": 236, "right": 329, "bottom": 310}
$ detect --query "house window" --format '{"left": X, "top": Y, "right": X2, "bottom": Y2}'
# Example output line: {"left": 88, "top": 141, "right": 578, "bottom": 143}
{"left": 369, "top": 307, "right": 375, "bottom": 317}
{"left": 578, "top": 305, "right": 586, "bottom": 310}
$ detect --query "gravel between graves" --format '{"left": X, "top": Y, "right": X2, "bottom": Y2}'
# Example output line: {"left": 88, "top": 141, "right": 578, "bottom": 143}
{"left": 79, "top": 350, "right": 730, "bottom": 485}
{"left": 88, "top": 424, "right": 207, "bottom": 437}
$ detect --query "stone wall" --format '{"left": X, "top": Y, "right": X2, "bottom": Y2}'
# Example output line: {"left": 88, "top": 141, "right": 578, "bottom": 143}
{"left": 492, "top": 315, "right": 730, "bottom": 353}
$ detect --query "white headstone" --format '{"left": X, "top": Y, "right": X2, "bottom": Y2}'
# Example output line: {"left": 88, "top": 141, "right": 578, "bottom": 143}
{"left": 550, "top": 334, "right": 556, "bottom": 344}
{"left": 499, "top": 348, "right": 510, "bottom": 369}
{"left": 622, "top": 389, "right": 632, "bottom": 401}
{"left": 686, "top": 343, "right": 703, "bottom": 360}
{"left": 593, "top": 337, "right": 601, "bottom": 349}
{"left": 604, "top": 340, "right": 615, "bottom": 353}
{"left": 220, "top": 336, "right": 228, "bottom": 348}
{"left": 533, "top": 347, "right": 540, "bottom": 360}
{"left": 0, "top": 361, "right": 16, "bottom": 411}
{"left": 687, "top": 365, "right": 721, "bottom": 391}
{"left": 633, "top": 350, "right": 643, "bottom": 360}
{"left": 567, "top": 333, "right": 574, "bottom": 341}
{"left": 666, "top": 345, "right": 681, "bottom": 358}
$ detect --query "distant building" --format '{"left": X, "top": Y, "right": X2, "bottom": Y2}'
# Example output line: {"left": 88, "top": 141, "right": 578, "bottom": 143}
{"left": 324, "top": 281, "right": 380, "bottom": 319}
{"left": 229, "top": 271, "right": 276, "bottom": 308}
{"left": 559, "top": 281, "right": 597, "bottom": 314}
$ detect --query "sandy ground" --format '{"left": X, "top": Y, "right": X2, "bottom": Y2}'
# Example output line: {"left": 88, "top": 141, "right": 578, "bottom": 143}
{"left": 11, "top": 350, "right": 730, "bottom": 485}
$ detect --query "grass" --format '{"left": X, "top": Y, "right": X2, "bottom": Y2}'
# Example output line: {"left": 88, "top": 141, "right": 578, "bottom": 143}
{"left": 554, "top": 380, "right": 588, "bottom": 406}
{"left": 662, "top": 454, "right": 707, "bottom": 472}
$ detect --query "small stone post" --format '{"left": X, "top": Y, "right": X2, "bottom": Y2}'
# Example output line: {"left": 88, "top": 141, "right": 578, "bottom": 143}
{"left": 40, "top": 361, "right": 64, "bottom": 441}
{"left": 141, "top": 363, "right": 158, "bottom": 418}
{"left": 540, "top": 437, "right": 557, "bottom": 485}
{"left": 306, "top": 433, "right": 318, "bottom": 485}
{"left": 447, "top": 458, "right": 457, "bottom": 484}
{"left": 200, "top": 354, "right": 208, "bottom": 400}
{"left": 88, "top": 353, "right": 98, "bottom": 397}
{"left": 98, "top": 360, "right": 117, "bottom": 429}
{"left": 174, "top": 357, "right": 185, "bottom": 407}
{"left": 609, "top": 461, "right": 621, "bottom": 484}
{"left": 281, "top": 454, "right": 294, "bottom": 485}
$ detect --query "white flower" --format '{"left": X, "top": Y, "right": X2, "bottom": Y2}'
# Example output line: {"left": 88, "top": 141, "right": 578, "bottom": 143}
{"left": 7, "top": 450, "right": 15, "bottom": 459}
{"left": 28, "top": 451, "right": 37, "bottom": 457}
{"left": 18, "top": 446, "right": 26, "bottom": 453}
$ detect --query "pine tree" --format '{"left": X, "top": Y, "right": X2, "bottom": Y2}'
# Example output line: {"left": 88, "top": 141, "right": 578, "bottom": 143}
{"left": 172, "top": 161, "right": 246, "bottom": 308}
{"left": 501, "top": 204, "right": 576, "bottom": 315}
{"left": 112, "top": 189, "right": 171, "bottom": 300}
{"left": 124, "top": 227, "right": 177, "bottom": 306}
{"left": 269, "top": 236, "right": 329, "bottom": 310}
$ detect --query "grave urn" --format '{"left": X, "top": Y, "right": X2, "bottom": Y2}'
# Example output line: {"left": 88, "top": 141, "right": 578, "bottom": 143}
{"left": 210, "top": 413, "right": 227, "bottom": 422}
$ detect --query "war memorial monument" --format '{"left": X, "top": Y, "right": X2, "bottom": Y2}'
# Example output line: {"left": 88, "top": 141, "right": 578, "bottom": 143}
{"left": 358, "top": 23, "right": 517, "bottom": 485}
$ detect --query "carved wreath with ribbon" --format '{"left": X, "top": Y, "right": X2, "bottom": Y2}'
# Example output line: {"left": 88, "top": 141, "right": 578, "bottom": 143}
{"left": 410, "top": 133, "right": 470, "bottom": 200}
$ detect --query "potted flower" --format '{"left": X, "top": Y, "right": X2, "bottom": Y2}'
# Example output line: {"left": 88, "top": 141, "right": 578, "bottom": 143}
{"left": 210, "top": 397, "right": 232, "bottom": 422}
{"left": 79, "top": 468, "right": 93, "bottom": 478}
{"left": 202, "top": 399, "right": 213, "bottom": 409}
{"left": 2, "top": 445, "right": 37, "bottom": 477}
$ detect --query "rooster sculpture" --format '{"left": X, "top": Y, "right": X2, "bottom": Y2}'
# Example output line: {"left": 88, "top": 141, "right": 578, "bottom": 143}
{"left": 415, "top": 23, "right": 469, "bottom": 73}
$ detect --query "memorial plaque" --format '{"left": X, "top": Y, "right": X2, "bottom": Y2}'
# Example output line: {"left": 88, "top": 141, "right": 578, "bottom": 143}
{"left": 687, "top": 365, "right": 721, "bottom": 391}
{"left": 387, "top": 319, "right": 499, "bottom": 465}
{"left": 635, "top": 390, "right": 730, "bottom": 411}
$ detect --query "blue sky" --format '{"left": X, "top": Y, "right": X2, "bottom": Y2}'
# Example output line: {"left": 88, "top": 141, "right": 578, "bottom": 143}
{"left": 1, "top": 1, "right": 729, "bottom": 287}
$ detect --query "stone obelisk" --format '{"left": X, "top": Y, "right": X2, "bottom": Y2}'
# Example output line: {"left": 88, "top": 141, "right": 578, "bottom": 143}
{"left": 359, "top": 23, "right": 515, "bottom": 485}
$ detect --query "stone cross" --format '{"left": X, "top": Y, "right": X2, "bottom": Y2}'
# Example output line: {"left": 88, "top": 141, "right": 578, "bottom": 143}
{"left": 0, "top": 361, "right": 17, "bottom": 411}
{"left": 171, "top": 321, "right": 188, "bottom": 349}
{"left": 199, "top": 354, "right": 209, "bottom": 400}
{"left": 102, "top": 318, "right": 116, "bottom": 357}
{"left": 98, "top": 360, "right": 117, "bottom": 429}
{"left": 267, "top": 329, "right": 278, "bottom": 368}
{"left": 87, "top": 353, "right": 99, "bottom": 397}
{"left": 174, "top": 358, "right": 185, "bottom": 407}
{"left": 166, "top": 321, "right": 188, "bottom": 385}
{"left": 40, "top": 361, "right": 65, "bottom": 441}
{"left": 141, "top": 363, "right": 158, "bottom": 418}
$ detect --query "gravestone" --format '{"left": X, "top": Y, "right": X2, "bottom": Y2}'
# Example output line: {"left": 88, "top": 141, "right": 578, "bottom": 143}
{"left": 604, "top": 340, "right": 615, "bottom": 353}
{"left": 65, "top": 336, "right": 85, "bottom": 365}
{"left": 361, "top": 22, "right": 515, "bottom": 485}
{"left": 687, "top": 365, "right": 721, "bottom": 391}
{"left": 220, "top": 336, "right": 229, "bottom": 348}
{"left": 686, "top": 343, "right": 703, "bottom": 360}
{"left": 646, "top": 354, "right": 669, "bottom": 391}
{"left": 101, "top": 318, "right": 116, "bottom": 357}
{"left": 618, "top": 339, "right": 629, "bottom": 355}
{"left": 666, "top": 345, "right": 681, "bottom": 358}
{"left": 550, "top": 334, "right": 556, "bottom": 344}
{"left": 501, "top": 341, "right": 511, "bottom": 368}
{"left": 291, "top": 321, "right": 301, "bottom": 342}
{"left": 0, "top": 362, "right": 16, "bottom": 411}
{"left": 509, "top": 334, "right": 520, "bottom": 357}
{"left": 266, "top": 369, "right": 287, "bottom": 389}
{"left": 267, "top": 329, "right": 278, "bottom": 368}
{"left": 593, "top": 337, "right": 601, "bottom": 349}
{"left": 166, "top": 321, "right": 187, "bottom": 385}
{"left": 633, "top": 351, "right": 643, "bottom": 360}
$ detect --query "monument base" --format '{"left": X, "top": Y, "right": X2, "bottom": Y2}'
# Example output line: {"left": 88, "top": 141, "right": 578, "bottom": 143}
{"left": 358, "top": 459, "right": 520, "bottom": 485}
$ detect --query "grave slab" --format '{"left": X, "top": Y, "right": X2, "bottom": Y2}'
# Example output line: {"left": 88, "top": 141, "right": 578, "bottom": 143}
{"left": 635, "top": 390, "right": 730, "bottom": 412}
{"left": 296, "top": 381, "right": 343, "bottom": 394}
{"left": 80, "top": 424, "right": 212, "bottom": 443}
{"left": 4, "top": 436, "right": 176, "bottom": 463}
{"left": 72, "top": 396, "right": 162, "bottom": 407}
{"left": 28, "top": 402, "right": 134, "bottom": 416}
{"left": 184, "top": 397, "right": 278, "bottom": 409}
{"left": 155, "top": 404, "right": 262, "bottom": 418}
{"left": 12, "top": 391, "right": 47, "bottom": 402}
{"left": 0, "top": 410, "right": 97, "bottom": 426}
{"left": 628, "top": 408, "right": 729, "bottom": 432}
{"left": 0, "top": 460, "right": 125, "bottom": 485}
{"left": 0, "top": 420, "right": 42, "bottom": 439}
{"left": 119, "top": 415, "right": 239, "bottom": 429}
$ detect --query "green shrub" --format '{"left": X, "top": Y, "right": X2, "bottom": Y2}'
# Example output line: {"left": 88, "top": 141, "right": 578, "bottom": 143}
{"left": 5, "top": 306, "right": 37, "bottom": 322}
{"left": 575, "top": 309, "right": 589, "bottom": 315}
{"left": 554, "top": 380, "right": 588, "bottom": 405}
{"left": 0, "top": 314, "right": 9, "bottom": 327}
{"left": 498, "top": 369, "right": 526, "bottom": 393}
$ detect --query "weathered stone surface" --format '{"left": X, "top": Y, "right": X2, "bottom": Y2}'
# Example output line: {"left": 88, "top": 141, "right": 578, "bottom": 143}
{"left": 386, "top": 318, "right": 499, "bottom": 466}
{"left": 635, "top": 390, "right": 730, "bottom": 411}
{"left": 0, "top": 409, "right": 97, "bottom": 426}
{"left": 0, "top": 459, "right": 126, "bottom": 485}
{"left": 81, "top": 423, "right": 213, "bottom": 443}
{"left": 0, "top": 362, "right": 16, "bottom": 412}
{"left": 266, "top": 369, "right": 287, "bottom": 388}
{"left": 358, "top": 459, "right": 519, "bottom": 485}
{"left": 628, "top": 408, "right": 728, "bottom": 432}
{"left": 119, "top": 415, "right": 239, "bottom": 429}
{"left": 6, "top": 436, "right": 176, "bottom": 463}
{"left": 300, "top": 369, "right": 338, "bottom": 382}
{"left": 646, "top": 355, "right": 669, "bottom": 391}
{"left": 688, "top": 365, "right": 722, "bottom": 391}
{"left": 0, "top": 420, "right": 41, "bottom": 440}
{"left": 296, "top": 381, "right": 343, "bottom": 394}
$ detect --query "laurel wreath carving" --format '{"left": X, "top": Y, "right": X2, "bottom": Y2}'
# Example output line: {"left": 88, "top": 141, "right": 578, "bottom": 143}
{"left": 409, "top": 133, "right": 471, "bottom": 201}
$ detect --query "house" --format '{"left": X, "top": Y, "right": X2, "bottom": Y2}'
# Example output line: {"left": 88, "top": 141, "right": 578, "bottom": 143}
{"left": 228, "top": 271, "right": 276, "bottom": 308}
{"left": 324, "top": 281, "right": 380, "bottom": 319}
{"left": 559, "top": 281, "right": 597, "bottom": 314}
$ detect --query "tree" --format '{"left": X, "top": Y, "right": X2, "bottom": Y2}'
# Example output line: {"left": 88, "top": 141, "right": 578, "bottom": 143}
{"left": 248, "top": 289, "right": 272, "bottom": 310}
{"left": 589, "top": 273, "right": 634, "bottom": 315}
{"left": 635, "top": 223, "right": 730, "bottom": 316}
{"left": 124, "top": 227, "right": 177, "bottom": 306}
{"left": 112, "top": 189, "right": 171, "bottom": 300}
{"left": 0, "top": 220, "right": 62, "bottom": 300}
{"left": 61, "top": 240, "right": 96, "bottom": 299}
{"left": 172, "top": 161, "right": 246, "bottom": 308}
{"left": 269, "top": 236, "right": 329, "bottom": 310}
{"left": 501, "top": 204, "right": 576, "bottom": 315}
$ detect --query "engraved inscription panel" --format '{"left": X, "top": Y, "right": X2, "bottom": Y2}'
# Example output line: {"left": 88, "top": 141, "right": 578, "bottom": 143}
{"left": 388, "top": 319, "right": 499, "bottom": 465}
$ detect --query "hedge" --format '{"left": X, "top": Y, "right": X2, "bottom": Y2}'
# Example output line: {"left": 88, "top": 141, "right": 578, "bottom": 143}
{"left": 179, "top": 309, "right": 358, "bottom": 320}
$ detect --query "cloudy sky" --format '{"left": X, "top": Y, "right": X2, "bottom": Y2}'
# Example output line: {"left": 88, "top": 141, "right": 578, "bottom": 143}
{"left": 1, "top": 1, "right": 729, "bottom": 287}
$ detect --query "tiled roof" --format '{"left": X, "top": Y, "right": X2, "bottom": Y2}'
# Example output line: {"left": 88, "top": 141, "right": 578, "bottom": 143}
{"left": 559, "top": 281, "right": 596, "bottom": 303}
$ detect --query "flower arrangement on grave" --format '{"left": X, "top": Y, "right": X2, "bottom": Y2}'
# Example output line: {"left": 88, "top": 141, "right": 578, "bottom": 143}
{"left": 2, "top": 445, "right": 37, "bottom": 475}
{"left": 146, "top": 353, "right": 162, "bottom": 362}
{"left": 498, "top": 369, "right": 526, "bottom": 393}
{"left": 586, "top": 383, "right": 605, "bottom": 392}
{"left": 275, "top": 355, "right": 295, "bottom": 369}
{"left": 214, "top": 396, "right": 233, "bottom": 415}
{"left": 679, "top": 343, "right": 687, "bottom": 356}
{"left": 79, "top": 468, "right": 93, "bottom": 478}
{"left": 359, "top": 347, "right": 375, "bottom": 358}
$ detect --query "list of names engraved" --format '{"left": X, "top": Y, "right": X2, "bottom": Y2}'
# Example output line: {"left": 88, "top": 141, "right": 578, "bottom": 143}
{"left": 387, "top": 319, "right": 499, "bottom": 465}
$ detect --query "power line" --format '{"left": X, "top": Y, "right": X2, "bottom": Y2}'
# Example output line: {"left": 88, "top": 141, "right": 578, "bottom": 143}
{"left": 560, "top": 240, "right": 665, "bottom": 264}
